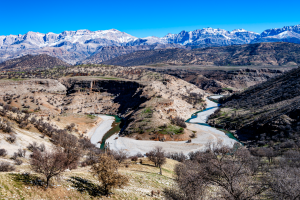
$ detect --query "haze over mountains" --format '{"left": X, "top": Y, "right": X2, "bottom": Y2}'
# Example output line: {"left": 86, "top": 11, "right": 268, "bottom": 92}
{"left": 0, "top": 24, "right": 300, "bottom": 64}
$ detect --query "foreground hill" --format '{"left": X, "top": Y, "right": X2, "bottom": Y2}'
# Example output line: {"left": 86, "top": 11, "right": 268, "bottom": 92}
{"left": 208, "top": 67, "right": 300, "bottom": 148}
{"left": 0, "top": 54, "right": 72, "bottom": 70}
{"left": 103, "top": 42, "right": 300, "bottom": 66}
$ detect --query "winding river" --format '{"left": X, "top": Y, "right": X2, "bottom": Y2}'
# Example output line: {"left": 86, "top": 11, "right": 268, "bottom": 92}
{"left": 90, "top": 96, "right": 237, "bottom": 155}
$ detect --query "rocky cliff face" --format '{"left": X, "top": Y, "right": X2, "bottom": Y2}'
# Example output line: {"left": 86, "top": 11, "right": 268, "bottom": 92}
{"left": 59, "top": 77, "right": 147, "bottom": 115}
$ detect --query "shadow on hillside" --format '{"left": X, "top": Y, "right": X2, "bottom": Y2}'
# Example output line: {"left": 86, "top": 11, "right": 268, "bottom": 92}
{"left": 10, "top": 173, "right": 45, "bottom": 187}
{"left": 68, "top": 176, "right": 105, "bottom": 197}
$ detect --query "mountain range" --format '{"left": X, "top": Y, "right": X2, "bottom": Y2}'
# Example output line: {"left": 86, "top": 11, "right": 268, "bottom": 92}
{"left": 1, "top": 24, "right": 300, "bottom": 64}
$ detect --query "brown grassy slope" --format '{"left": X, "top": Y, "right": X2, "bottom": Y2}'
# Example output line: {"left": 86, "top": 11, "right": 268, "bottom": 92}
{"left": 0, "top": 157, "right": 177, "bottom": 200}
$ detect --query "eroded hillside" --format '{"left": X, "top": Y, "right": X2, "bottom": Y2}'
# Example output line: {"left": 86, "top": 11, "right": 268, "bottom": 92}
{"left": 0, "top": 65, "right": 208, "bottom": 154}
{"left": 207, "top": 67, "right": 300, "bottom": 148}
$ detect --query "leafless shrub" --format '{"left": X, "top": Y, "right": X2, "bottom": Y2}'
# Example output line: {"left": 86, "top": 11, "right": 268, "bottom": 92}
{"left": 280, "top": 150, "right": 300, "bottom": 167}
{"left": 0, "top": 149, "right": 7, "bottom": 157}
{"left": 0, "top": 161, "right": 15, "bottom": 172}
{"left": 135, "top": 152, "right": 144, "bottom": 158}
{"left": 164, "top": 161, "right": 208, "bottom": 200}
{"left": 109, "top": 150, "right": 128, "bottom": 164}
{"left": 146, "top": 146, "right": 166, "bottom": 175}
{"left": 27, "top": 142, "right": 39, "bottom": 151}
{"left": 14, "top": 158, "right": 23, "bottom": 165}
{"left": 91, "top": 154, "right": 129, "bottom": 196}
{"left": 131, "top": 156, "right": 138, "bottom": 162}
{"left": 6, "top": 133, "right": 16, "bottom": 143}
{"left": 17, "top": 149, "right": 26, "bottom": 157}
{"left": 170, "top": 116, "right": 187, "bottom": 128}
{"left": 166, "top": 152, "right": 187, "bottom": 162}
{"left": 78, "top": 137, "right": 95, "bottom": 150}
{"left": 11, "top": 152, "right": 18, "bottom": 160}
{"left": 39, "top": 144, "right": 45, "bottom": 152}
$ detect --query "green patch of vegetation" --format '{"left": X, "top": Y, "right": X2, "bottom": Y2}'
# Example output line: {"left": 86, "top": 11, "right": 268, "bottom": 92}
{"left": 158, "top": 124, "right": 184, "bottom": 135}
{"left": 142, "top": 107, "right": 152, "bottom": 114}
{"left": 86, "top": 114, "right": 96, "bottom": 119}
{"left": 222, "top": 87, "right": 233, "bottom": 91}
{"left": 9, "top": 78, "right": 27, "bottom": 81}
{"left": 96, "top": 76, "right": 119, "bottom": 80}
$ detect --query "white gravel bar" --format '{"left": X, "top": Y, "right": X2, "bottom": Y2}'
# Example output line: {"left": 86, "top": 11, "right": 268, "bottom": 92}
{"left": 89, "top": 114, "right": 115, "bottom": 145}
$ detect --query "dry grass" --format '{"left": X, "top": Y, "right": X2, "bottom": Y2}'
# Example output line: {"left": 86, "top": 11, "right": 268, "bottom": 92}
{"left": 0, "top": 158, "right": 178, "bottom": 199}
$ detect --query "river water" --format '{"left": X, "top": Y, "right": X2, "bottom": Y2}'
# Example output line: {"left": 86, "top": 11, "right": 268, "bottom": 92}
{"left": 186, "top": 96, "right": 239, "bottom": 142}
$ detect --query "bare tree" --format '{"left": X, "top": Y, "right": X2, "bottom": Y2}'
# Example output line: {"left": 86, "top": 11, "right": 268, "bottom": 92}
{"left": 164, "top": 160, "right": 208, "bottom": 200}
{"left": 91, "top": 154, "right": 128, "bottom": 196}
{"left": 109, "top": 149, "right": 128, "bottom": 164}
{"left": 147, "top": 146, "right": 166, "bottom": 175}
{"left": 0, "top": 161, "right": 15, "bottom": 172}
{"left": 30, "top": 149, "right": 77, "bottom": 189}
{"left": 267, "top": 167, "right": 300, "bottom": 200}
{"left": 165, "top": 141, "right": 269, "bottom": 200}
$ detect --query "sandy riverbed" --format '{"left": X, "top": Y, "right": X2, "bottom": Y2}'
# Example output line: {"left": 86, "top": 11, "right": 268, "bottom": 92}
{"left": 89, "top": 114, "right": 115, "bottom": 146}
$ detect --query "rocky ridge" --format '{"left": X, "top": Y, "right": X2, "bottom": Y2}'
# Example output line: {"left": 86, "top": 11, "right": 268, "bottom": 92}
{"left": 79, "top": 44, "right": 187, "bottom": 64}
{"left": 146, "top": 68, "right": 289, "bottom": 93}
{"left": 103, "top": 42, "right": 300, "bottom": 66}
{"left": 0, "top": 54, "right": 71, "bottom": 70}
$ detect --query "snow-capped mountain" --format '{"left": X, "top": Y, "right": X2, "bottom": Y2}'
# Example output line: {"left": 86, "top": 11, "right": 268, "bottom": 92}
{"left": 0, "top": 29, "right": 137, "bottom": 49}
{"left": 252, "top": 25, "right": 300, "bottom": 44}
{"left": 1, "top": 24, "right": 300, "bottom": 64}
{"left": 0, "top": 29, "right": 138, "bottom": 64}
{"left": 158, "top": 28, "right": 259, "bottom": 46}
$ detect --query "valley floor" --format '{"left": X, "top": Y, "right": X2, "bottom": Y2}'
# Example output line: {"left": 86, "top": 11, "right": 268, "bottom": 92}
{"left": 102, "top": 97, "right": 236, "bottom": 155}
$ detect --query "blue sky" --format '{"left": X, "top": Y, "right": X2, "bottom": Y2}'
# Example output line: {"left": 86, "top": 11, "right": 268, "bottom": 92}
{"left": 1, "top": 0, "right": 299, "bottom": 38}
